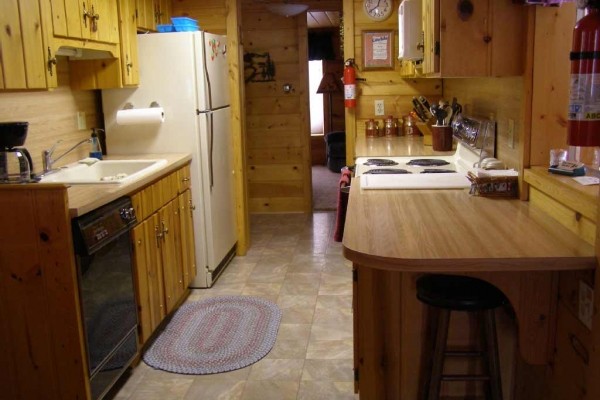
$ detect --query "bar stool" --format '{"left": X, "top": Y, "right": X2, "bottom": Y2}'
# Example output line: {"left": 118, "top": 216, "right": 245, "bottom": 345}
{"left": 416, "top": 274, "right": 508, "bottom": 400}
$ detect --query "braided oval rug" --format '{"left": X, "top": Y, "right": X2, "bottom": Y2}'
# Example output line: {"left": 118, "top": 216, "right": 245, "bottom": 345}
{"left": 143, "top": 296, "right": 281, "bottom": 375}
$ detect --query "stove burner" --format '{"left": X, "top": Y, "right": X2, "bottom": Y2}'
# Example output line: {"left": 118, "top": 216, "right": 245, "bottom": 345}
{"left": 363, "top": 168, "right": 411, "bottom": 174}
{"left": 420, "top": 169, "right": 456, "bottom": 174}
{"left": 406, "top": 159, "right": 451, "bottom": 167}
{"left": 364, "top": 158, "right": 399, "bottom": 166}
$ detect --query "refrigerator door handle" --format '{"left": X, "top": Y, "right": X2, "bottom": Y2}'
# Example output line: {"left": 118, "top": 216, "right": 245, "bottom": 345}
{"left": 209, "top": 112, "right": 214, "bottom": 190}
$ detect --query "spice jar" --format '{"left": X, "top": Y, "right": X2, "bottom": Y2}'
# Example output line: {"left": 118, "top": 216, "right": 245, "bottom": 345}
{"left": 384, "top": 115, "right": 400, "bottom": 137}
{"left": 403, "top": 115, "right": 416, "bottom": 136}
{"left": 365, "top": 119, "right": 379, "bottom": 137}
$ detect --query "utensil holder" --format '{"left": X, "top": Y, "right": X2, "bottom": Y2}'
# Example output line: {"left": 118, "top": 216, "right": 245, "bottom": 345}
{"left": 431, "top": 125, "right": 453, "bottom": 151}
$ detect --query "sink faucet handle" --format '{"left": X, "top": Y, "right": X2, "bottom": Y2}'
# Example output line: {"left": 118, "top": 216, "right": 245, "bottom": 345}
{"left": 47, "top": 139, "right": 63, "bottom": 156}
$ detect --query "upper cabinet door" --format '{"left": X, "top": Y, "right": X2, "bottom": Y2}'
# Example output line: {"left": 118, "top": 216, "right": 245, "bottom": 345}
{"left": 47, "top": 0, "right": 118, "bottom": 43}
{"left": 439, "top": 0, "right": 489, "bottom": 77}
{"left": 420, "top": 0, "right": 526, "bottom": 78}
{"left": 0, "top": 0, "right": 49, "bottom": 89}
{"left": 118, "top": 0, "right": 139, "bottom": 86}
{"left": 136, "top": 0, "right": 156, "bottom": 31}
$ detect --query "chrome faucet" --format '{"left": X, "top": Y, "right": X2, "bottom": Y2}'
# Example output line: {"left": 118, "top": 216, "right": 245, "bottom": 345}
{"left": 42, "top": 138, "right": 92, "bottom": 173}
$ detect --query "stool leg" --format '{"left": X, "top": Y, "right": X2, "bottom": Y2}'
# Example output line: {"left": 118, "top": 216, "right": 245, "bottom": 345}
{"left": 427, "top": 309, "right": 450, "bottom": 400}
{"left": 482, "top": 309, "right": 503, "bottom": 400}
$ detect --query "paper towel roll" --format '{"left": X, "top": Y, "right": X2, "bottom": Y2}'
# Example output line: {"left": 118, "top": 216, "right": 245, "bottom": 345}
{"left": 116, "top": 107, "right": 165, "bottom": 125}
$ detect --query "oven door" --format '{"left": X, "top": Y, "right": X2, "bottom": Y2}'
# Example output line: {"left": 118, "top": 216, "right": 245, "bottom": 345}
{"left": 76, "top": 229, "right": 138, "bottom": 398}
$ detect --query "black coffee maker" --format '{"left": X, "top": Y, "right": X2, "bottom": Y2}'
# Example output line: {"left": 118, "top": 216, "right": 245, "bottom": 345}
{"left": 0, "top": 122, "right": 36, "bottom": 183}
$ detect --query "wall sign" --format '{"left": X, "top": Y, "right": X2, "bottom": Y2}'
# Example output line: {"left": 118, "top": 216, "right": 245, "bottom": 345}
{"left": 362, "top": 30, "right": 394, "bottom": 70}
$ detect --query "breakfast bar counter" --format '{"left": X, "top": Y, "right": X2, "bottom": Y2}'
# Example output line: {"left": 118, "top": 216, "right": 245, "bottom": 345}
{"left": 342, "top": 137, "right": 596, "bottom": 399}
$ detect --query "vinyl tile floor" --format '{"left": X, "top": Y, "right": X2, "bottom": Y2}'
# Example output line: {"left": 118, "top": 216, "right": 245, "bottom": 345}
{"left": 111, "top": 212, "right": 358, "bottom": 400}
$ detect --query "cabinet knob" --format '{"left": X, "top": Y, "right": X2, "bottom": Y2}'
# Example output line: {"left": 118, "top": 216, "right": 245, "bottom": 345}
{"left": 47, "top": 48, "right": 57, "bottom": 76}
{"left": 483, "top": 35, "right": 492, "bottom": 44}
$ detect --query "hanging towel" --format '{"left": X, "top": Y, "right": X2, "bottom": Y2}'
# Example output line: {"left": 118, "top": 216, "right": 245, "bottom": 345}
{"left": 333, "top": 167, "right": 352, "bottom": 242}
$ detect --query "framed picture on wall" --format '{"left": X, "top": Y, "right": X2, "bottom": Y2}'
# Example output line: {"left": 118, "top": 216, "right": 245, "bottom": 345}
{"left": 362, "top": 30, "right": 394, "bottom": 70}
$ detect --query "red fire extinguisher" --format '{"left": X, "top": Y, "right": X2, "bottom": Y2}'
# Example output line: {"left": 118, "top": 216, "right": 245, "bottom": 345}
{"left": 568, "top": 1, "right": 600, "bottom": 147}
{"left": 343, "top": 59, "right": 356, "bottom": 108}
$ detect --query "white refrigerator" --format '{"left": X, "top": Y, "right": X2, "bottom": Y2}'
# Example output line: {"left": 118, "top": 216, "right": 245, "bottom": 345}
{"left": 101, "top": 31, "right": 236, "bottom": 288}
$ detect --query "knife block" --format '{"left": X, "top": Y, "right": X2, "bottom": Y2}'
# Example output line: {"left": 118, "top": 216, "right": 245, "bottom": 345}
{"left": 416, "top": 117, "right": 436, "bottom": 146}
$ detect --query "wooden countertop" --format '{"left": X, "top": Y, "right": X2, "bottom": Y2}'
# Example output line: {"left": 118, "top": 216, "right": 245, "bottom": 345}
{"left": 50, "top": 153, "right": 191, "bottom": 217}
{"left": 343, "top": 183, "right": 596, "bottom": 272}
{"left": 344, "top": 138, "right": 596, "bottom": 272}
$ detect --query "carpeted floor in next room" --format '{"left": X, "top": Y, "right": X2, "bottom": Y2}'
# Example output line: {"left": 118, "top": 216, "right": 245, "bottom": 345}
{"left": 109, "top": 212, "right": 357, "bottom": 400}
{"left": 312, "top": 165, "right": 340, "bottom": 211}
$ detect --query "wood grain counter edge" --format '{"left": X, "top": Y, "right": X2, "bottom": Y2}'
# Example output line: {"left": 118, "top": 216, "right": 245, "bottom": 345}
{"left": 0, "top": 153, "right": 193, "bottom": 218}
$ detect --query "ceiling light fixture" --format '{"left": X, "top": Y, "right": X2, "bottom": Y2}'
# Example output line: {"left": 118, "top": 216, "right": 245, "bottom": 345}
{"left": 266, "top": 3, "right": 309, "bottom": 17}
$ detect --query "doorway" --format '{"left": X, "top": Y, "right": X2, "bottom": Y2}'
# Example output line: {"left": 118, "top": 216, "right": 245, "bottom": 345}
{"left": 307, "top": 17, "right": 345, "bottom": 211}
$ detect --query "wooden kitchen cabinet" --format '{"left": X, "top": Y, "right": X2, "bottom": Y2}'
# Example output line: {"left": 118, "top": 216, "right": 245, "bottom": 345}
{"left": 130, "top": 164, "right": 197, "bottom": 345}
{"left": 46, "top": 0, "right": 119, "bottom": 43}
{"left": 421, "top": 0, "right": 526, "bottom": 77}
{"left": 0, "top": 0, "right": 49, "bottom": 89}
{"left": 117, "top": 0, "right": 139, "bottom": 86}
{"left": 136, "top": 0, "right": 172, "bottom": 32}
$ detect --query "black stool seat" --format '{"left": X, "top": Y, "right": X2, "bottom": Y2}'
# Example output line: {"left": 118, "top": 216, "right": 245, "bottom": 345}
{"left": 417, "top": 274, "right": 507, "bottom": 311}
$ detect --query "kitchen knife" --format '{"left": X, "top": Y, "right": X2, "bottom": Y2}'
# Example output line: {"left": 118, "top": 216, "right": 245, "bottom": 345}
{"left": 412, "top": 97, "right": 428, "bottom": 122}
{"left": 417, "top": 96, "right": 432, "bottom": 118}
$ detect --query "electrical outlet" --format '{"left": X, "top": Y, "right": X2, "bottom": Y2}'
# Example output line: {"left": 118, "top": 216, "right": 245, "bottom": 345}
{"left": 579, "top": 280, "right": 594, "bottom": 330}
{"left": 507, "top": 119, "right": 515, "bottom": 149}
{"left": 77, "top": 112, "right": 87, "bottom": 130}
{"left": 374, "top": 100, "right": 385, "bottom": 116}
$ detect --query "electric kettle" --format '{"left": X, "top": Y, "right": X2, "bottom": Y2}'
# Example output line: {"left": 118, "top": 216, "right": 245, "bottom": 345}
{"left": 0, "top": 121, "right": 36, "bottom": 183}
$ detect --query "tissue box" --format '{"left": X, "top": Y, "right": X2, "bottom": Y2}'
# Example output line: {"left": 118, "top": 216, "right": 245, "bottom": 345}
{"left": 171, "top": 17, "right": 199, "bottom": 32}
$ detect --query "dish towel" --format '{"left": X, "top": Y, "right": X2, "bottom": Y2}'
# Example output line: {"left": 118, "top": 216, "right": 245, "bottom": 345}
{"left": 333, "top": 167, "right": 352, "bottom": 242}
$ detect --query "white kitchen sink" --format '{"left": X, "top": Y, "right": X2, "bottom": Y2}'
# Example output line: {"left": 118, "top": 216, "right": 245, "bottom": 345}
{"left": 39, "top": 159, "right": 168, "bottom": 184}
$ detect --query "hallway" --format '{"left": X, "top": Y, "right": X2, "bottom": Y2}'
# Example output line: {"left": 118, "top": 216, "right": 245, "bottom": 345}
{"left": 111, "top": 212, "right": 356, "bottom": 400}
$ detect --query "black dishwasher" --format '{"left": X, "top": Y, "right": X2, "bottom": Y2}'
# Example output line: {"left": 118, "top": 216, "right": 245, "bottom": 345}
{"left": 72, "top": 197, "right": 139, "bottom": 400}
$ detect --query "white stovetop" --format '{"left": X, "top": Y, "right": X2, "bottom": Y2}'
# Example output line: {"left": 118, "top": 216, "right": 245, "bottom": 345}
{"left": 356, "top": 143, "right": 481, "bottom": 190}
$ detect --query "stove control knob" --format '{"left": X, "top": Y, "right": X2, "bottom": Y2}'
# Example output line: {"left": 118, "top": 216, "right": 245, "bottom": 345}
{"left": 120, "top": 207, "right": 136, "bottom": 222}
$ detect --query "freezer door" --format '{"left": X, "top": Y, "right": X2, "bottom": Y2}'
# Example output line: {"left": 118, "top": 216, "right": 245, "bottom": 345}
{"left": 195, "top": 32, "right": 230, "bottom": 110}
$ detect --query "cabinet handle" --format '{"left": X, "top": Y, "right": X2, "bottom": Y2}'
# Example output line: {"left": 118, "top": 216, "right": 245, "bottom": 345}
{"left": 83, "top": 2, "right": 88, "bottom": 27}
{"left": 47, "top": 48, "right": 57, "bottom": 76}
{"left": 155, "top": 225, "right": 162, "bottom": 246}
{"left": 89, "top": 5, "right": 99, "bottom": 33}
{"left": 126, "top": 55, "right": 133, "bottom": 76}
{"left": 162, "top": 221, "right": 169, "bottom": 237}
{"left": 569, "top": 333, "right": 589, "bottom": 365}
{"left": 182, "top": 177, "right": 190, "bottom": 182}
{"left": 483, "top": 35, "right": 492, "bottom": 44}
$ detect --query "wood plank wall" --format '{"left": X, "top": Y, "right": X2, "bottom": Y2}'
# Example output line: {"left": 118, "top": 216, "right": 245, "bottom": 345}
{"left": 530, "top": 3, "right": 594, "bottom": 166}
{"left": 172, "top": 0, "right": 227, "bottom": 35}
{"left": 444, "top": 77, "right": 523, "bottom": 170}
{"left": 0, "top": 59, "right": 100, "bottom": 174}
{"left": 242, "top": 4, "right": 312, "bottom": 213}
{"left": 348, "top": 0, "right": 443, "bottom": 160}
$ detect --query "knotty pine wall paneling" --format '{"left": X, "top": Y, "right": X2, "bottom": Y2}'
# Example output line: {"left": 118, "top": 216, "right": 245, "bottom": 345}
{"left": 347, "top": 0, "right": 443, "bottom": 160}
{"left": 444, "top": 77, "right": 524, "bottom": 171}
{"left": 530, "top": 4, "right": 594, "bottom": 166}
{"left": 0, "top": 58, "right": 100, "bottom": 174}
{"left": 243, "top": 7, "right": 312, "bottom": 213}
{"left": 172, "top": 0, "right": 227, "bottom": 35}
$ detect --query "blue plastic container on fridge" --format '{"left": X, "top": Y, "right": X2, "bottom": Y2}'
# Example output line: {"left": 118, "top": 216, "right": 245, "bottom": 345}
{"left": 156, "top": 24, "right": 175, "bottom": 33}
{"left": 171, "top": 17, "right": 199, "bottom": 32}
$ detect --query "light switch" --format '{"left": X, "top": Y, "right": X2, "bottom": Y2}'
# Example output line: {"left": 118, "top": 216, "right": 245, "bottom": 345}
{"left": 77, "top": 112, "right": 87, "bottom": 130}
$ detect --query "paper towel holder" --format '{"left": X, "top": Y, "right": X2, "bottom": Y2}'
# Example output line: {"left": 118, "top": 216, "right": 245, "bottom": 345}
{"left": 123, "top": 102, "right": 135, "bottom": 110}
{"left": 150, "top": 101, "right": 161, "bottom": 108}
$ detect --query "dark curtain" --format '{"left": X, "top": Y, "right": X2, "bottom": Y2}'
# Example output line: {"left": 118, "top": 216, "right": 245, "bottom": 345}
{"left": 308, "top": 31, "right": 335, "bottom": 61}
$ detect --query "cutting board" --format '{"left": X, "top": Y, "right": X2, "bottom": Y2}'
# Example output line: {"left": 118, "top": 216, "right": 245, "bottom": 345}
{"left": 360, "top": 173, "right": 471, "bottom": 190}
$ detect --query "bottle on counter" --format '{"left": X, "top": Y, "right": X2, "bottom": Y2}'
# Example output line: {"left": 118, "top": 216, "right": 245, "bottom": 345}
{"left": 89, "top": 128, "right": 103, "bottom": 159}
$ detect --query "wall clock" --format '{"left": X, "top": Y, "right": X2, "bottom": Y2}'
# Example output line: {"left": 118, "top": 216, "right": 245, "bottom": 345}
{"left": 363, "top": 0, "right": 394, "bottom": 21}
